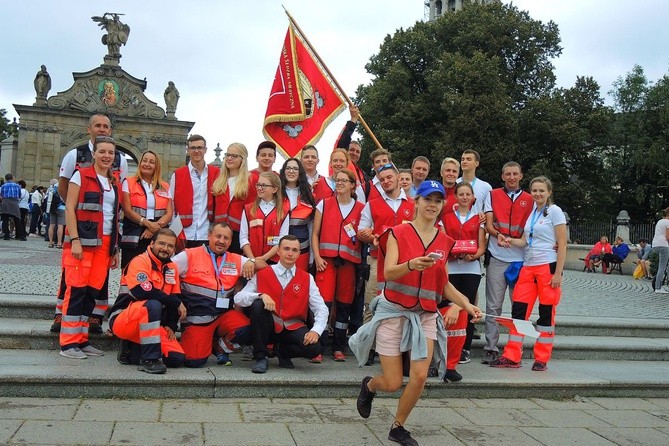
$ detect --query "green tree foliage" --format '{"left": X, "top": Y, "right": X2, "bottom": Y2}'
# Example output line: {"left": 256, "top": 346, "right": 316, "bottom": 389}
{"left": 609, "top": 65, "right": 669, "bottom": 221}
{"left": 355, "top": 1, "right": 613, "bottom": 222}
{"left": 0, "top": 108, "right": 17, "bottom": 141}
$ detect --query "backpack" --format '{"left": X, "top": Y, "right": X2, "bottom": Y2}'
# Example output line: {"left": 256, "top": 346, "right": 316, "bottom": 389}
{"left": 49, "top": 187, "right": 62, "bottom": 214}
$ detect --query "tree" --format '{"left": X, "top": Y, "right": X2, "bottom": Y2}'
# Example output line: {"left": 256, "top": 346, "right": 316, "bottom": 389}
{"left": 0, "top": 108, "right": 17, "bottom": 141}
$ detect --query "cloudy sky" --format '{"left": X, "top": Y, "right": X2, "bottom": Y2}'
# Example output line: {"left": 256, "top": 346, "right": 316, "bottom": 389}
{"left": 1, "top": 0, "right": 667, "bottom": 172}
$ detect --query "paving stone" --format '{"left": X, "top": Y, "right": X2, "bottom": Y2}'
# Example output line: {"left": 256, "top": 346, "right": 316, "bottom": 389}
{"left": 646, "top": 399, "right": 669, "bottom": 410}
{"left": 0, "top": 397, "right": 79, "bottom": 420}
{"left": 471, "top": 398, "right": 544, "bottom": 409}
{"left": 520, "top": 427, "right": 616, "bottom": 445}
{"left": 406, "top": 406, "right": 474, "bottom": 427}
{"left": 74, "top": 399, "right": 160, "bottom": 421}
{"left": 584, "top": 409, "right": 669, "bottom": 428}
{"left": 239, "top": 402, "right": 322, "bottom": 423}
{"left": 589, "top": 397, "right": 667, "bottom": 410}
{"left": 313, "top": 403, "right": 393, "bottom": 424}
{"left": 289, "top": 422, "right": 383, "bottom": 446}
{"left": 161, "top": 401, "right": 242, "bottom": 423}
{"left": 415, "top": 398, "right": 479, "bottom": 408}
{"left": 456, "top": 408, "right": 543, "bottom": 427}
{"left": 110, "top": 421, "right": 203, "bottom": 445}
{"left": 12, "top": 420, "right": 113, "bottom": 445}
{"left": 204, "top": 422, "right": 294, "bottom": 446}
{"left": 521, "top": 409, "right": 613, "bottom": 428}
{"left": 0, "top": 419, "right": 22, "bottom": 444}
{"left": 529, "top": 397, "right": 604, "bottom": 410}
{"left": 590, "top": 427, "right": 669, "bottom": 446}
{"left": 449, "top": 426, "right": 542, "bottom": 446}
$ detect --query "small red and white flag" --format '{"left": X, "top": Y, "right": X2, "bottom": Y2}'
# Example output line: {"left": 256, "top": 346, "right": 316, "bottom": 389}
{"left": 488, "top": 315, "right": 540, "bottom": 338}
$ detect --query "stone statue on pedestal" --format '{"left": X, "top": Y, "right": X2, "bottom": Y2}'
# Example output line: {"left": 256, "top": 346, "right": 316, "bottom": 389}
{"left": 92, "top": 13, "right": 130, "bottom": 64}
{"left": 164, "top": 81, "right": 180, "bottom": 119}
{"left": 33, "top": 65, "right": 51, "bottom": 105}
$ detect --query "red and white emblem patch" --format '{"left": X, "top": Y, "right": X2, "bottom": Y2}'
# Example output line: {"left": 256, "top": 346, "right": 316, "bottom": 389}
{"left": 403, "top": 209, "right": 410, "bottom": 217}
{"left": 293, "top": 284, "right": 301, "bottom": 293}
{"left": 520, "top": 200, "right": 528, "bottom": 207}
{"left": 140, "top": 281, "right": 153, "bottom": 291}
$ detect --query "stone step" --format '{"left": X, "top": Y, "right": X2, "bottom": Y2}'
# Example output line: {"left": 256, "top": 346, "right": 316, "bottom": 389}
{"left": 0, "top": 293, "right": 117, "bottom": 321}
{"left": 1, "top": 316, "right": 668, "bottom": 362}
{"left": 1, "top": 349, "right": 669, "bottom": 399}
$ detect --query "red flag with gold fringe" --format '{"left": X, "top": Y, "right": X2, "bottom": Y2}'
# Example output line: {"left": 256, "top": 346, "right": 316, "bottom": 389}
{"left": 263, "top": 24, "right": 346, "bottom": 159}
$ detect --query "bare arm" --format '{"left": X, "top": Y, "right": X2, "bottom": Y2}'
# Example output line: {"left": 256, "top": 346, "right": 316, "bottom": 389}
{"left": 383, "top": 232, "right": 436, "bottom": 281}
{"left": 551, "top": 224, "right": 567, "bottom": 288}
{"left": 58, "top": 177, "right": 69, "bottom": 202}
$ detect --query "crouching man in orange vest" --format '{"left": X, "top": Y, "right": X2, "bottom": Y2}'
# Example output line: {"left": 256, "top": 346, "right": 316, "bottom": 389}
{"left": 109, "top": 229, "right": 187, "bottom": 374}
{"left": 235, "top": 235, "right": 329, "bottom": 374}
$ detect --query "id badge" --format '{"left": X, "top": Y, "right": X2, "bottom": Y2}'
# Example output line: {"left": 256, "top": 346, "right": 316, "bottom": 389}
{"left": 216, "top": 297, "right": 231, "bottom": 309}
{"left": 267, "top": 236, "right": 280, "bottom": 246}
{"left": 343, "top": 223, "right": 356, "bottom": 239}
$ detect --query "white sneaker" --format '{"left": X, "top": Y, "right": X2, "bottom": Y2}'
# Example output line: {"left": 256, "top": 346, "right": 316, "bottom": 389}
{"left": 80, "top": 345, "right": 104, "bottom": 356}
{"left": 59, "top": 348, "right": 87, "bottom": 359}
{"left": 654, "top": 288, "right": 669, "bottom": 294}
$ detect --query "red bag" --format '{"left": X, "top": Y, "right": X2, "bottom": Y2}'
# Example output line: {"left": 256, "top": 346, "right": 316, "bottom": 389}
{"left": 451, "top": 239, "right": 477, "bottom": 255}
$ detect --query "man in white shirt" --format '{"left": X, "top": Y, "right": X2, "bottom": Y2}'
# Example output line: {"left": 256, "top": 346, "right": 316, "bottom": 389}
{"left": 458, "top": 149, "right": 492, "bottom": 214}
{"left": 169, "top": 135, "right": 219, "bottom": 247}
{"left": 235, "top": 235, "right": 328, "bottom": 374}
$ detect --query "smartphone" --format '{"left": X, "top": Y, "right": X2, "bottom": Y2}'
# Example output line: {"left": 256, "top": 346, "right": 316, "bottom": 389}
{"left": 427, "top": 252, "right": 443, "bottom": 260}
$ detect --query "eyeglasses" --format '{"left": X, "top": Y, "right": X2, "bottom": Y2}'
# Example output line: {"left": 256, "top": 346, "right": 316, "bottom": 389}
{"left": 284, "top": 166, "right": 299, "bottom": 172}
{"left": 376, "top": 163, "right": 397, "bottom": 174}
{"left": 188, "top": 146, "right": 206, "bottom": 152}
{"left": 224, "top": 153, "right": 242, "bottom": 159}
{"left": 255, "top": 183, "right": 274, "bottom": 189}
{"left": 334, "top": 179, "right": 353, "bottom": 184}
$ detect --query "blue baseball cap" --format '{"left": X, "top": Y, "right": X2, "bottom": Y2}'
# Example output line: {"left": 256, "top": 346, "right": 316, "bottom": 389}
{"left": 415, "top": 180, "right": 445, "bottom": 198}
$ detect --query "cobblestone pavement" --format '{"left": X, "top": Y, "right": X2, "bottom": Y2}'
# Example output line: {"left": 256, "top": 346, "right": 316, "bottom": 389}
{"left": 2, "top": 237, "right": 667, "bottom": 319}
{"left": 0, "top": 397, "right": 668, "bottom": 445}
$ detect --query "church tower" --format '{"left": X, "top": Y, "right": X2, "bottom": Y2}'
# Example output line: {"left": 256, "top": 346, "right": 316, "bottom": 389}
{"left": 425, "top": 0, "right": 495, "bottom": 22}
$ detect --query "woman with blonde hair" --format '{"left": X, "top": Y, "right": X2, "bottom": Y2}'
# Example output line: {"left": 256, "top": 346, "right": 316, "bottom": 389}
{"left": 490, "top": 176, "right": 566, "bottom": 371}
{"left": 312, "top": 149, "right": 365, "bottom": 204}
{"left": 240, "top": 172, "right": 289, "bottom": 269}
{"left": 120, "top": 150, "right": 173, "bottom": 268}
{"left": 211, "top": 142, "right": 257, "bottom": 254}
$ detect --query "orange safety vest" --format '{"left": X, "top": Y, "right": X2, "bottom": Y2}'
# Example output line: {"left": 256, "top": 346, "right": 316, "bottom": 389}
{"left": 63, "top": 166, "right": 119, "bottom": 254}
{"left": 244, "top": 199, "right": 290, "bottom": 260}
{"left": 120, "top": 178, "right": 171, "bottom": 248}
{"left": 173, "top": 164, "right": 218, "bottom": 228}
{"left": 109, "top": 249, "right": 181, "bottom": 320}
{"left": 381, "top": 223, "right": 454, "bottom": 312}
{"left": 318, "top": 197, "right": 364, "bottom": 264}
{"left": 489, "top": 188, "right": 533, "bottom": 238}
{"left": 257, "top": 267, "right": 310, "bottom": 333}
{"left": 368, "top": 195, "right": 415, "bottom": 258}
{"left": 179, "top": 245, "right": 243, "bottom": 324}
{"left": 289, "top": 199, "right": 314, "bottom": 254}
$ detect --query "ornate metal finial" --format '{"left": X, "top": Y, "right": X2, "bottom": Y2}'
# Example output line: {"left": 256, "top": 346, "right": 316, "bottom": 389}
{"left": 91, "top": 13, "right": 130, "bottom": 66}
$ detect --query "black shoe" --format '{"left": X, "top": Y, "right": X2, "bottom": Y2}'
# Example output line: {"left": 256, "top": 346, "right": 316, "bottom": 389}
{"left": 278, "top": 355, "right": 294, "bottom": 369}
{"left": 388, "top": 422, "right": 419, "bottom": 446}
{"left": 427, "top": 366, "right": 438, "bottom": 377}
{"left": 251, "top": 358, "right": 268, "bottom": 374}
{"left": 356, "top": 376, "right": 376, "bottom": 419}
{"left": 444, "top": 369, "right": 462, "bottom": 382}
{"left": 50, "top": 315, "right": 62, "bottom": 333}
{"left": 117, "top": 340, "right": 132, "bottom": 365}
{"left": 89, "top": 316, "right": 103, "bottom": 334}
{"left": 138, "top": 358, "right": 167, "bottom": 374}
{"left": 459, "top": 349, "right": 471, "bottom": 364}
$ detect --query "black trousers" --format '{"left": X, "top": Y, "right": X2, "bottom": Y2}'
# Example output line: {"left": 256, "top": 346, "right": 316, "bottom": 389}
{"left": 249, "top": 299, "right": 321, "bottom": 360}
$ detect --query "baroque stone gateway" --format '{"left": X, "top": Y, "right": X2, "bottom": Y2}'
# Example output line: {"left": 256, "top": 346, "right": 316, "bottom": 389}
{"left": 2, "top": 13, "right": 194, "bottom": 185}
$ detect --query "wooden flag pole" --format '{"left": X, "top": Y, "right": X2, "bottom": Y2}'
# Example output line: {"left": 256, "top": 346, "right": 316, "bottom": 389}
{"left": 282, "top": 7, "right": 383, "bottom": 150}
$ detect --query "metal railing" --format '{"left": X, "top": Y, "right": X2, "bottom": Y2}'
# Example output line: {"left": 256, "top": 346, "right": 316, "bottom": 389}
{"left": 569, "top": 222, "right": 654, "bottom": 245}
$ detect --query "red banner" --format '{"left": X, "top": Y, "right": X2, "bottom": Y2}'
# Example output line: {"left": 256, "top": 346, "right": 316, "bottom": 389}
{"left": 263, "top": 24, "right": 346, "bottom": 159}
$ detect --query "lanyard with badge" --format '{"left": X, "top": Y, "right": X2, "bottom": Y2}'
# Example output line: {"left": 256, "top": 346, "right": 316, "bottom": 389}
{"left": 528, "top": 206, "right": 546, "bottom": 248}
{"left": 208, "top": 248, "right": 233, "bottom": 309}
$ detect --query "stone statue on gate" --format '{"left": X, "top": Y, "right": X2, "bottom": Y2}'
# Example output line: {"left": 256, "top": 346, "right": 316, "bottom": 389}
{"left": 92, "top": 13, "right": 131, "bottom": 61}
{"left": 164, "top": 81, "right": 180, "bottom": 119}
{"left": 33, "top": 65, "right": 51, "bottom": 105}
